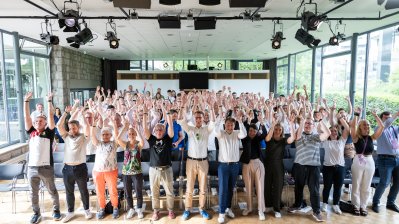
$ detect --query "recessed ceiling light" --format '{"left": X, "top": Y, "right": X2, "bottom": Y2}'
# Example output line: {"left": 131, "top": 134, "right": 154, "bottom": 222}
{"left": 236, "top": 40, "right": 243, "bottom": 43}
{"left": 187, "top": 40, "right": 193, "bottom": 43}
{"left": 188, "top": 49, "right": 192, "bottom": 52}
{"left": 88, "top": 44, "right": 94, "bottom": 46}
{"left": 186, "top": 25, "right": 194, "bottom": 28}
{"left": 254, "top": 25, "right": 262, "bottom": 28}
{"left": 167, "top": 34, "right": 174, "bottom": 36}
{"left": 100, "top": 49, "right": 105, "bottom": 52}
{"left": 171, "top": 45, "right": 177, "bottom": 47}
{"left": 117, "top": 25, "right": 126, "bottom": 28}
{"left": 202, "top": 45, "right": 207, "bottom": 47}
{"left": 206, "top": 34, "right": 213, "bottom": 36}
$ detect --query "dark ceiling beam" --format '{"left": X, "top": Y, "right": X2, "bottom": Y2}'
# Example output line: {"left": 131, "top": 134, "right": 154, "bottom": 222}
{"left": 24, "top": 0, "right": 57, "bottom": 17}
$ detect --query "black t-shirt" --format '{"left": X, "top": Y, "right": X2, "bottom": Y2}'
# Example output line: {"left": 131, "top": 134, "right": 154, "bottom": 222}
{"left": 354, "top": 135, "right": 374, "bottom": 155}
{"left": 265, "top": 137, "right": 288, "bottom": 163}
{"left": 148, "top": 135, "right": 173, "bottom": 167}
{"left": 27, "top": 126, "right": 55, "bottom": 166}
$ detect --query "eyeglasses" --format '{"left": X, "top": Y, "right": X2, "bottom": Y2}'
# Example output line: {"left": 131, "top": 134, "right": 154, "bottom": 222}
{"left": 154, "top": 129, "right": 163, "bottom": 132}
{"left": 305, "top": 122, "right": 314, "bottom": 125}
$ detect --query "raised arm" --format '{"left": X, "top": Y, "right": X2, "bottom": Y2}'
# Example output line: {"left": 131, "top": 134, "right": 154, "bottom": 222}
{"left": 296, "top": 118, "right": 305, "bottom": 140}
{"left": 24, "top": 92, "right": 33, "bottom": 130}
{"left": 318, "top": 120, "right": 331, "bottom": 141}
{"left": 237, "top": 116, "right": 247, "bottom": 139}
{"left": 47, "top": 92, "right": 55, "bottom": 130}
{"left": 346, "top": 96, "right": 353, "bottom": 117}
{"left": 287, "top": 115, "right": 296, "bottom": 144}
{"left": 56, "top": 111, "right": 69, "bottom": 137}
{"left": 371, "top": 109, "right": 385, "bottom": 140}
{"left": 165, "top": 106, "right": 174, "bottom": 138}
{"left": 351, "top": 107, "right": 361, "bottom": 143}
{"left": 265, "top": 120, "right": 276, "bottom": 142}
{"left": 142, "top": 106, "right": 151, "bottom": 140}
{"left": 116, "top": 120, "right": 129, "bottom": 149}
{"left": 339, "top": 116, "right": 350, "bottom": 140}
{"left": 90, "top": 116, "right": 100, "bottom": 147}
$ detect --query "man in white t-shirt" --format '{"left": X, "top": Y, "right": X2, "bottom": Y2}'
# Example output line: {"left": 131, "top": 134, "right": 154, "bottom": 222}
{"left": 24, "top": 92, "right": 61, "bottom": 224}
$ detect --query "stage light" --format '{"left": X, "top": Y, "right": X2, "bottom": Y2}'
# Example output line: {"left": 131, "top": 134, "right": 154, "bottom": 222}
{"left": 271, "top": 31, "right": 285, "bottom": 49}
{"left": 295, "top": 28, "right": 321, "bottom": 48}
{"left": 105, "top": 31, "right": 120, "bottom": 49}
{"left": 58, "top": 9, "right": 80, "bottom": 32}
{"left": 66, "top": 27, "right": 93, "bottom": 48}
{"left": 301, "top": 11, "right": 326, "bottom": 31}
{"left": 329, "top": 36, "right": 339, "bottom": 45}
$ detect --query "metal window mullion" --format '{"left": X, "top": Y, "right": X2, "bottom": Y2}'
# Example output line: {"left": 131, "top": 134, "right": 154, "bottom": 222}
{"left": 0, "top": 32, "right": 11, "bottom": 144}
{"left": 287, "top": 54, "right": 291, "bottom": 96}
{"left": 320, "top": 48, "right": 324, "bottom": 98}
{"left": 32, "top": 55, "right": 37, "bottom": 98}
{"left": 362, "top": 33, "right": 371, "bottom": 118}
{"left": 310, "top": 48, "right": 316, "bottom": 104}
{"left": 12, "top": 32, "right": 25, "bottom": 143}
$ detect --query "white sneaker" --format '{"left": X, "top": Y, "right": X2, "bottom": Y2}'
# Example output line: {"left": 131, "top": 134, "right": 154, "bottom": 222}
{"left": 321, "top": 203, "right": 328, "bottom": 212}
{"left": 344, "top": 188, "right": 350, "bottom": 194}
{"left": 242, "top": 209, "right": 251, "bottom": 216}
{"left": 84, "top": 210, "right": 92, "bottom": 220}
{"left": 218, "top": 214, "right": 225, "bottom": 223}
{"left": 274, "top": 212, "right": 281, "bottom": 218}
{"left": 211, "top": 188, "right": 217, "bottom": 196}
{"left": 126, "top": 208, "right": 135, "bottom": 219}
{"left": 258, "top": 211, "right": 265, "bottom": 221}
{"left": 62, "top": 212, "right": 74, "bottom": 223}
{"left": 265, "top": 207, "right": 273, "bottom": 213}
{"left": 193, "top": 188, "right": 199, "bottom": 195}
{"left": 225, "top": 208, "right": 235, "bottom": 218}
{"left": 136, "top": 208, "right": 144, "bottom": 219}
{"left": 332, "top": 205, "right": 342, "bottom": 215}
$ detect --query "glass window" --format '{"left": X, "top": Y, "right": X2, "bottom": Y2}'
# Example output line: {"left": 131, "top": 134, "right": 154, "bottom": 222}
{"left": 130, "top": 60, "right": 142, "bottom": 70}
{"left": 366, "top": 26, "right": 399, "bottom": 126}
{"left": 277, "top": 65, "right": 288, "bottom": 95}
{"left": 355, "top": 34, "right": 367, "bottom": 108}
{"left": 20, "top": 38, "right": 48, "bottom": 55}
{"left": 153, "top": 60, "right": 173, "bottom": 71}
{"left": 294, "top": 50, "right": 312, "bottom": 97}
{"left": 277, "top": 57, "right": 288, "bottom": 66}
{"left": 321, "top": 54, "right": 351, "bottom": 109}
{"left": 3, "top": 33, "right": 19, "bottom": 142}
{"left": 314, "top": 48, "right": 322, "bottom": 99}
{"left": 174, "top": 60, "right": 184, "bottom": 71}
{"left": 209, "top": 60, "right": 226, "bottom": 70}
{"left": 0, "top": 35, "right": 7, "bottom": 146}
{"left": 288, "top": 54, "right": 296, "bottom": 93}
{"left": 238, "top": 61, "right": 263, "bottom": 70}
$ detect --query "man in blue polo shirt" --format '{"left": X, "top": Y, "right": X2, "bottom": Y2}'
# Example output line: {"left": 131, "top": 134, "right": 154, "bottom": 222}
{"left": 161, "top": 109, "right": 185, "bottom": 160}
{"left": 372, "top": 110, "right": 399, "bottom": 213}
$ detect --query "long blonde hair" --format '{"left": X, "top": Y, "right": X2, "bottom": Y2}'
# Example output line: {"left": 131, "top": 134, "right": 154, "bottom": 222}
{"left": 356, "top": 119, "right": 370, "bottom": 138}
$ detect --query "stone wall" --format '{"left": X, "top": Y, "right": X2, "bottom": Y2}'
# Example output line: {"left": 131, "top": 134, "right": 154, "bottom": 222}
{"left": 50, "top": 46, "right": 102, "bottom": 109}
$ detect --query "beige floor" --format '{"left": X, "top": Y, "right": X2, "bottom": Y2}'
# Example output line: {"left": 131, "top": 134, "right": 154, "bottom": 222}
{"left": 1, "top": 183, "right": 399, "bottom": 224}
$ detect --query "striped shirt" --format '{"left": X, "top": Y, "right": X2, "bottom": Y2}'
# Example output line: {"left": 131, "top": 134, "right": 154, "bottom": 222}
{"left": 295, "top": 133, "right": 322, "bottom": 166}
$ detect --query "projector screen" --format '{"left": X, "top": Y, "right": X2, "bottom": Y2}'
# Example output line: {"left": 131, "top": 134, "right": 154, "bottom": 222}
{"left": 179, "top": 72, "right": 209, "bottom": 90}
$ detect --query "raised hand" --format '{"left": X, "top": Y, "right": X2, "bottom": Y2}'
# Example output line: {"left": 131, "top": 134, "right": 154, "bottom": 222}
{"left": 371, "top": 108, "right": 378, "bottom": 117}
{"left": 74, "top": 98, "right": 80, "bottom": 105}
{"left": 46, "top": 92, "right": 54, "bottom": 101}
{"left": 355, "top": 107, "right": 362, "bottom": 114}
{"left": 24, "top": 92, "right": 33, "bottom": 101}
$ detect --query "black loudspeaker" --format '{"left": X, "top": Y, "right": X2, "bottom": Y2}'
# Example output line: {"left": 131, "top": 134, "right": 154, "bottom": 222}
{"left": 229, "top": 0, "right": 267, "bottom": 7}
{"left": 194, "top": 17, "right": 216, "bottom": 30}
{"left": 113, "top": 0, "right": 151, "bottom": 9}
{"left": 199, "top": 0, "right": 221, "bottom": 5}
{"left": 160, "top": 0, "right": 181, "bottom": 5}
{"left": 158, "top": 16, "right": 181, "bottom": 29}
{"left": 179, "top": 72, "right": 209, "bottom": 89}
{"left": 187, "top": 64, "right": 198, "bottom": 70}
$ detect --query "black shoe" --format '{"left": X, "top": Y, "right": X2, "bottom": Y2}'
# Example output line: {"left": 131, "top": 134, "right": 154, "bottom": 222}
{"left": 387, "top": 204, "right": 399, "bottom": 213}
{"left": 372, "top": 204, "right": 379, "bottom": 213}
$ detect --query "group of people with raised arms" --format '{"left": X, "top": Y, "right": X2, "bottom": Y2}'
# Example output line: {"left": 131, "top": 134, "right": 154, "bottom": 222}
{"left": 23, "top": 84, "right": 399, "bottom": 224}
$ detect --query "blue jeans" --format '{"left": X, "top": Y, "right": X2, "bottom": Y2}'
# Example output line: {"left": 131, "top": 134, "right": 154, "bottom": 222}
{"left": 372, "top": 155, "right": 399, "bottom": 205}
{"left": 218, "top": 162, "right": 240, "bottom": 214}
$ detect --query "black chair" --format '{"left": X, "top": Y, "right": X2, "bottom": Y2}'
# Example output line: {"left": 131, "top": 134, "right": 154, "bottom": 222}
{"left": 207, "top": 161, "right": 219, "bottom": 208}
{"left": 0, "top": 163, "right": 25, "bottom": 214}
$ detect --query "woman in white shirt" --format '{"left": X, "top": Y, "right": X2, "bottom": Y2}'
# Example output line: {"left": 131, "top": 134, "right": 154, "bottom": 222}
{"left": 321, "top": 116, "right": 350, "bottom": 214}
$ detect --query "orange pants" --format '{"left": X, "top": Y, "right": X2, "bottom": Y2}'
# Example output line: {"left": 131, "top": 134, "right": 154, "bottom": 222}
{"left": 93, "top": 169, "right": 118, "bottom": 209}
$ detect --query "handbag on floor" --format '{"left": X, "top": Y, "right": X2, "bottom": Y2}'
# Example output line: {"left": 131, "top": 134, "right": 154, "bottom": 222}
{"left": 339, "top": 200, "right": 354, "bottom": 214}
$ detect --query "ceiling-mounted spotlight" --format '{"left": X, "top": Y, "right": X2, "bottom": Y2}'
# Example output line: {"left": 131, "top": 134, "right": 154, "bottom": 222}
{"left": 159, "top": 0, "right": 181, "bottom": 5}
{"left": 58, "top": 9, "right": 80, "bottom": 32}
{"left": 158, "top": 16, "right": 181, "bottom": 29}
{"left": 252, "top": 13, "right": 261, "bottom": 21}
{"left": 66, "top": 27, "right": 93, "bottom": 48}
{"left": 130, "top": 9, "right": 138, "bottom": 19}
{"left": 301, "top": 11, "right": 326, "bottom": 31}
{"left": 329, "top": 36, "right": 339, "bottom": 45}
{"left": 295, "top": 28, "right": 321, "bottom": 48}
{"left": 105, "top": 31, "right": 120, "bottom": 49}
{"left": 40, "top": 19, "right": 59, "bottom": 45}
{"left": 271, "top": 20, "right": 285, "bottom": 49}
{"left": 187, "top": 9, "right": 193, "bottom": 20}
{"left": 271, "top": 32, "right": 285, "bottom": 49}
{"left": 105, "top": 19, "right": 120, "bottom": 49}
{"left": 241, "top": 11, "right": 251, "bottom": 20}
